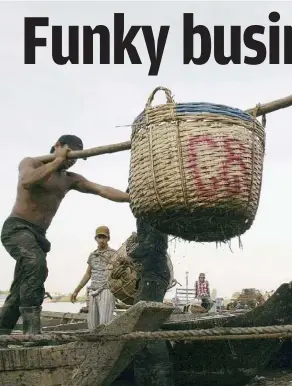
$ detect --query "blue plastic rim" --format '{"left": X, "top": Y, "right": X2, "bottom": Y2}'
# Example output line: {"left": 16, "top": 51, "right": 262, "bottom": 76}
{"left": 133, "top": 102, "right": 255, "bottom": 125}
{"left": 175, "top": 103, "right": 253, "bottom": 122}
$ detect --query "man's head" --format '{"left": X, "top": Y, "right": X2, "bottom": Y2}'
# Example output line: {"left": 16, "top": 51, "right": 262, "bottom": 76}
{"left": 50, "top": 135, "right": 84, "bottom": 170}
{"left": 95, "top": 226, "right": 110, "bottom": 249}
{"left": 199, "top": 273, "right": 206, "bottom": 282}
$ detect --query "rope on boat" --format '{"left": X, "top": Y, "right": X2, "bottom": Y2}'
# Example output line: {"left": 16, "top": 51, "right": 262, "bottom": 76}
{"left": 3, "top": 324, "right": 292, "bottom": 345}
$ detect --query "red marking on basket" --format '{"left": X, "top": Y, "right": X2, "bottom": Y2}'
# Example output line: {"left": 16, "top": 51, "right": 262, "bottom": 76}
{"left": 223, "top": 138, "right": 249, "bottom": 194}
{"left": 188, "top": 136, "right": 219, "bottom": 198}
{"left": 188, "top": 135, "right": 249, "bottom": 197}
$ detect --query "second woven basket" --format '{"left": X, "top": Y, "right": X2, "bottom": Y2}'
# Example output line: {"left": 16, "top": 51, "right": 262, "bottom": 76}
{"left": 108, "top": 232, "right": 175, "bottom": 305}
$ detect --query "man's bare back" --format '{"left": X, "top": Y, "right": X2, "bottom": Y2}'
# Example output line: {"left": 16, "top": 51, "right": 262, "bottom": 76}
{"left": 9, "top": 138, "right": 130, "bottom": 231}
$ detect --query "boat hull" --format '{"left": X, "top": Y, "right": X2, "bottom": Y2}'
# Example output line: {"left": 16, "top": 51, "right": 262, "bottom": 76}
{"left": 1, "top": 283, "right": 292, "bottom": 385}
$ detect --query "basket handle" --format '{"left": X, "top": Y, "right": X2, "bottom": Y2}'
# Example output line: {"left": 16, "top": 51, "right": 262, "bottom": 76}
{"left": 145, "top": 86, "right": 175, "bottom": 109}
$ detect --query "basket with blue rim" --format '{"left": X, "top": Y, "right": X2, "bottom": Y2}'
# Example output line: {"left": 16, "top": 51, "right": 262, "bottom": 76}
{"left": 128, "top": 87, "right": 266, "bottom": 243}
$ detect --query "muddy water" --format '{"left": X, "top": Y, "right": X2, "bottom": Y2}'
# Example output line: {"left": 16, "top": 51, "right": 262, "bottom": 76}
{"left": 0, "top": 297, "right": 81, "bottom": 312}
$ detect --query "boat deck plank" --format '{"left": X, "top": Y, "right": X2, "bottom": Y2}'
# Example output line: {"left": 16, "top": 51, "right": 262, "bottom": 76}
{"left": 66, "top": 301, "right": 174, "bottom": 386}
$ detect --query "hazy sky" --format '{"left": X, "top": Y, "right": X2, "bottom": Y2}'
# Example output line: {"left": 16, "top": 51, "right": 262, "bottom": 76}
{"left": 0, "top": 1, "right": 291, "bottom": 298}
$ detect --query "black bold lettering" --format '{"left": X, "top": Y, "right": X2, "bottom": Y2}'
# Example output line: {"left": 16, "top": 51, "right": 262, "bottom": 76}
{"left": 83, "top": 25, "right": 110, "bottom": 64}
{"left": 114, "top": 13, "right": 141, "bottom": 65}
{"left": 142, "top": 26, "right": 169, "bottom": 76}
{"left": 24, "top": 17, "right": 48, "bottom": 64}
{"left": 269, "top": 12, "right": 280, "bottom": 64}
{"left": 52, "top": 26, "right": 79, "bottom": 65}
{"left": 214, "top": 26, "right": 241, "bottom": 65}
{"left": 284, "top": 26, "right": 292, "bottom": 64}
{"left": 183, "top": 13, "right": 211, "bottom": 65}
{"left": 243, "top": 25, "right": 266, "bottom": 65}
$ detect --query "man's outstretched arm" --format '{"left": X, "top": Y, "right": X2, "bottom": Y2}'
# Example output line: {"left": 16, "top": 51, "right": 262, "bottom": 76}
{"left": 70, "top": 173, "right": 130, "bottom": 203}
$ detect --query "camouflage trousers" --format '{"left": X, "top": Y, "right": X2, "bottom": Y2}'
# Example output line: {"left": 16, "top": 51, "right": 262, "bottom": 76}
{"left": 131, "top": 219, "right": 174, "bottom": 385}
{"left": 0, "top": 217, "right": 50, "bottom": 332}
{"left": 131, "top": 218, "right": 171, "bottom": 287}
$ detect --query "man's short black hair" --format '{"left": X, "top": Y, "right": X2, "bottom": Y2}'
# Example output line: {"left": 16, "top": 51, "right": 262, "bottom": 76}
{"left": 50, "top": 134, "right": 83, "bottom": 154}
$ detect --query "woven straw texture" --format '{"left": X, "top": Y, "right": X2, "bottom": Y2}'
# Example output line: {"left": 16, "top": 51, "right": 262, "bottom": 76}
{"left": 108, "top": 233, "right": 138, "bottom": 305}
{"left": 108, "top": 232, "right": 174, "bottom": 305}
{"left": 129, "top": 87, "right": 266, "bottom": 242}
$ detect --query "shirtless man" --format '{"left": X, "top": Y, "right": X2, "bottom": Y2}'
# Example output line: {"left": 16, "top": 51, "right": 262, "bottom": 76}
{"left": 0, "top": 135, "right": 129, "bottom": 335}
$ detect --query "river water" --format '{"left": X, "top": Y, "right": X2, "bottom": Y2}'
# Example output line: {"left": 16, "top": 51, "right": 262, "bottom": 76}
{"left": 40, "top": 301, "right": 82, "bottom": 313}
{"left": 0, "top": 294, "right": 82, "bottom": 313}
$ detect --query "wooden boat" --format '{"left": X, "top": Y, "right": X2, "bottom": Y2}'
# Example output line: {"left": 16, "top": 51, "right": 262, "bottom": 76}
{"left": 163, "top": 281, "right": 292, "bottom": 386}
{"left": 1, "top": 282, "right": 292, "bottom": 385}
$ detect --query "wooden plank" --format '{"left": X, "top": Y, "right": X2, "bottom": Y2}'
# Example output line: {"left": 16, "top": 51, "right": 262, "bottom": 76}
{"left": 10, "top": 311, "right": 87, "bottom": 327}
{"left": 65, "top": 301, "right": 174, "bottom": 386}
{"left": 0, "top": 345, "right": 88, "bottom": 371}
{"left": 0, "top": 366, "right": 75, "bottom": 386}
{"left": 41, "top": 311, "right": 86, "bottom": 321}
{"left": 41, "top": 319, "right": 73, "bottom": 328}
{"left": 164, "top": 312, "right": 240, "bottom": 326}
{"left": 0, "top": 302, "right": 173, "bottom": 374}
{"left": 43, "top": 322, "right": 88, "bottom": 332}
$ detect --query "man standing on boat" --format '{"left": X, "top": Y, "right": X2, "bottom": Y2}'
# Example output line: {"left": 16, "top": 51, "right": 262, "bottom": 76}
{"left": 0, "top": 135, "right": 129, "bottom": 336}
{"left": 195, "top": 273, "right": 213, "bottom": 310}
{"left": 128, "top": 216, "right": 175, "bottom": 386}
{"left": 70, "top": 226, "right": 117, "bottom": 329}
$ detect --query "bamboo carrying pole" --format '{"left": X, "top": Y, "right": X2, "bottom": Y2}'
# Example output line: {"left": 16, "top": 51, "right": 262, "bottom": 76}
{"left": 36, "top": 94, "right": 292, "bottom": 164}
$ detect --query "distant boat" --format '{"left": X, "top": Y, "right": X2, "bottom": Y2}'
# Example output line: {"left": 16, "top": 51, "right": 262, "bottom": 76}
{"left": 50, "top": 295, "right": 63, "bottom": 302}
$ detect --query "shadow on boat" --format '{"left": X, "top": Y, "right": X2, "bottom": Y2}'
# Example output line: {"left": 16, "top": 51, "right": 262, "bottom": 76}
{"left": 115, "top": 282, "right": 292, "bottom": 385}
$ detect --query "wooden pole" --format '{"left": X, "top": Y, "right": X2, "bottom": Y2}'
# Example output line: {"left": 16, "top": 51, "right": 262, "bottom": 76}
{"left": 35, "top": 140, "right": 131, "bottom": 163}
{"left": 245, "top": 94, "right": 292, "bottom": 116}
{"left": 36, "top": 94, "right": 292, "bottom": 164}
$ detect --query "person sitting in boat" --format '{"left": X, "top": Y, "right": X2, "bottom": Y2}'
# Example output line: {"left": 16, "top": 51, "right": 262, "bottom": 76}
{"left": 71, "top": 226, "right": 117, "bottom": 330}
{"left": 0, "top": 135, "right": 129, "bottom": 336}
{"left": 195, "top": 273, "right": 213, "bottom": 310}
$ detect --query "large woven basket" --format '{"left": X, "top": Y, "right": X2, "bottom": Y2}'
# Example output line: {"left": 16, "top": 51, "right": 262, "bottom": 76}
{"left": 108, "top": 232, "right": 174, "bottom": 305}
{"left": 128, "top": 87, "right": 266, "bottom": 242}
